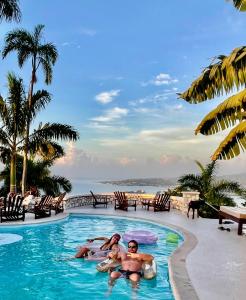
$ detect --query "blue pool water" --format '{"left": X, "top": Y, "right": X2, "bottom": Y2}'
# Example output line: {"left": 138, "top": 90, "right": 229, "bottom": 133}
{"left": 0, "top": 215, "right": 183, "bottom": 300}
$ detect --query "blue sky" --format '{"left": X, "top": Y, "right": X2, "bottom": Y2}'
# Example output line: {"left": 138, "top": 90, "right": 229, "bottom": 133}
{"left": 0, "top": 0, "right": 246, "bottom": 180}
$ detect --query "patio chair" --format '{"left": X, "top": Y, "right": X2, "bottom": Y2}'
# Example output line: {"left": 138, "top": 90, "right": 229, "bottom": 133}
{"left": 34, "top": 195, "right": 53, "bottom": 219}
{"left": 0, "top": 194, "right": 25, "bottom": 222}
{"left": 141, "top": 193, "right": 160, "bottom": 209}
{"left": 51, "top": 192, "right": 66, "bottom": 214}
{"left": 114, "top": 191, "right": 137, "bottom": 211}
{"left": 90, "top": 191, "right": 108, "bottom": 208}
{"left": 147, "top": 192, "right": 171, "bottom": 212}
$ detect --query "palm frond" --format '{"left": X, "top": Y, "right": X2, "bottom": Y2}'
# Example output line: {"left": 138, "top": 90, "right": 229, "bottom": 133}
{"left": 0, "top": 0, "right": 21, "bottom": 23}
{"left": 231, "top": 0, "right": 246, "bottom": 11}
{"left": 178, "top": 47, "right": 246, "bottom": 103}
{"left": 29, "top": 90, "right": 51, "bottom": 119}
{"left": 212, "top": 120, "right": 246, "bottom": 160}
{"left": 195, "top": 88, "right": 246, "bottom": 135}
{"left": 33, "top": 122, "right": 79, "bottom": 141}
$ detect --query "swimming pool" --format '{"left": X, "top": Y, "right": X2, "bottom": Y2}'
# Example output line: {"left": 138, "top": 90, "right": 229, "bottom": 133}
{"left": 0, "top": 215, "right": 183, "bottom": 300}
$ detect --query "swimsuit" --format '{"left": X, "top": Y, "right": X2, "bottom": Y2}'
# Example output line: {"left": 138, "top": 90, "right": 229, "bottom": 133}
{"left": 118, "top": 269, "right": 143, "bottom": 279}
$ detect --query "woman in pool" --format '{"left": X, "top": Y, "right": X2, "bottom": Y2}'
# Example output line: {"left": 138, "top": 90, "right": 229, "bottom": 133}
{"left": 75, "top": 233, "right": 121, "bottom": 258}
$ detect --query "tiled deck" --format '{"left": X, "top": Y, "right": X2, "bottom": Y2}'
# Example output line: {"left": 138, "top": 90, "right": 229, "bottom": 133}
{"left": 1, "top": 206, "right": 246, "bottom": 300}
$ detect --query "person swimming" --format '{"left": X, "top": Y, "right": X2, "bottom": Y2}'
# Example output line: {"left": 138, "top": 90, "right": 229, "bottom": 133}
{"left": 75, "top": 233, "right": 121, "bottom": 258}
{"left": 108, "top": 240, "right": 153, "bottom": 291}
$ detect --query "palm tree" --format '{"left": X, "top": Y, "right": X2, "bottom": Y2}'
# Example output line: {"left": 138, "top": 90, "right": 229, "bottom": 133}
{"left": 0, "top": 0, "right": 21, "bottom": 23}
{"left": 0, "top": 73, "right": 26, "bottom": 193}
{"left": 0, "top": 155, "right": 72, "bottom": 196}
{"left": 2, "top": 24, "right": 58, "bottom": 194}
{"left": 0, "top": 73, "right": 79, "bottom": 194}
{"left": 177, "top": 161, "right": 245, "bottom": 217}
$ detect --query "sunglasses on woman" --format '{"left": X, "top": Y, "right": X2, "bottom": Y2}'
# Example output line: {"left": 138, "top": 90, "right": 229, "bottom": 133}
{"left": 128, "top": 245, "right": 137, "bottom": 249}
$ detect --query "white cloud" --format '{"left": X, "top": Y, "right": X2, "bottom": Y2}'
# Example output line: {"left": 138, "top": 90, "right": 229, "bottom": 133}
{"left": 91, "top": 107, "right": 128, "bottom": 123}
{"left": 79, "top": 27, "right": 97, "bottom": 36}
{"left": 95, "top": 89, "right": 120, "bottom": 104}
{"left": 133, "top": 107, "right": 156, "bottom": 114}
{"left": 153, "top": 73, "right": 178, "bottom": 86}
{"left": 142, "top": 73, "right": 178, "bottom": 87}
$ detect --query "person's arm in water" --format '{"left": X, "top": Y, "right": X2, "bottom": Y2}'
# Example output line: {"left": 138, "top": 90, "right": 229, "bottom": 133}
{"left": 127, "top": 252, "right": 154, "bottom": 263}
{"left": 87, "top": 236, "right": 109, "bottom": 243}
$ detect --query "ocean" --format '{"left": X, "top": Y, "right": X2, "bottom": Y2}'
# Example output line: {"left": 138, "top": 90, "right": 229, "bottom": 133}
{"left": 68, "top": 179, "right": 245, "bottom": 207}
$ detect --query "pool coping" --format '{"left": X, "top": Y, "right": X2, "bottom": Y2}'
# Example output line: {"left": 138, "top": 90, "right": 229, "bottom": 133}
{"left": 0, "top": 211, "right": 199, "bottom": 300}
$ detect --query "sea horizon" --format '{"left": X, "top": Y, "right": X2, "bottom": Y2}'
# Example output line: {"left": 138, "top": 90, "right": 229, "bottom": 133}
{"left": 68, "top": 178, "right": 245, "bottom": 207}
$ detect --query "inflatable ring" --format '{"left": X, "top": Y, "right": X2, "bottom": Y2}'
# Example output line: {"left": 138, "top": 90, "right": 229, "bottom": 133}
{"left": 142, "top": 260, "right": 157, "bottom": 279}
{"left": 123, "top": 230, "right": 158, "bottom": 245}
{"left": 0, "top": 233, "right": 23, "bottom": 246}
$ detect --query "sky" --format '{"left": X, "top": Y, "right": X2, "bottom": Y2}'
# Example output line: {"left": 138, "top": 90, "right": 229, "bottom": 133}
{"left": 0, "top": 0, "right": 246, "bottom": 180}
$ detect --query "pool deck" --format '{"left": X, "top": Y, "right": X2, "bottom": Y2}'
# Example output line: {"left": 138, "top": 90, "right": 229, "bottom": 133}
{"left": 1, "top": 206, "right": 246, "bottom": 300}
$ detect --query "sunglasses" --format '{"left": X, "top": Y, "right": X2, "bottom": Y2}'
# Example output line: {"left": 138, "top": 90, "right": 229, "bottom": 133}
{"left": 128, "top": 245, "right": 137, "bottom": 249}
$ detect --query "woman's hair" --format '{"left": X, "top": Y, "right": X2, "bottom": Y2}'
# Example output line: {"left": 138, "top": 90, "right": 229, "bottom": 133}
{"left": 100, "top": 233, "right": 121, "bottom": 250}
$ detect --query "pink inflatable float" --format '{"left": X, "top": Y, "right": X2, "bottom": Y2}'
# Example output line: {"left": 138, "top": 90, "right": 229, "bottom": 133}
{"left": 123, "top": 230, "right": 158, "bottom": 245}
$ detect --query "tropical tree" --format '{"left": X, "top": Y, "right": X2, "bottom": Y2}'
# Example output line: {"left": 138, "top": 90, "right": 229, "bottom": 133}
{"left": 179, "top": 2, "right": 246, "bottom": 160}
{"left": 0, "top": 73, "right": 26, "bottom": 193}
{"left": 0, "top": 0, "right": 21, "bottom": 23}
{"left": 2, "top": 24, "right": 58, "bottom": 194}
{"left": 0, "top": 155, "right": 72, "bottom": 196}
{"left": 177, "top": 161, "right": 245, "bottom": 217}
{"left": 0, "top": 73, "right": 79, "bottom": 194}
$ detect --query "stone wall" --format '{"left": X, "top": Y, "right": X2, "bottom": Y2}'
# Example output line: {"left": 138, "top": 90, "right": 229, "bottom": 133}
{"left": 171, "top": 191, "right": 200, "bottom": 214}
{"left": 64, "top": 195, "right": 93, "bottom": 209}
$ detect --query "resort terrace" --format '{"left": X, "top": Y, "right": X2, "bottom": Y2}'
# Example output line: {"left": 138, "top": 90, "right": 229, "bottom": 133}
{"left": 1, "top": 193, "right": 245, "bottom": 300}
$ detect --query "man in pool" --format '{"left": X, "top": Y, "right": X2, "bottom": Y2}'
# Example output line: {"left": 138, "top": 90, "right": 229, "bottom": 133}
{"left": 108, "top": 240, "right": 153, "bottom": 290}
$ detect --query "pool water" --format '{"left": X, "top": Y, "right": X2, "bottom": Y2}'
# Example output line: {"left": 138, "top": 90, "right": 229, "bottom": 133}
{"left": 0, "top": 215, "right": 183, "bottom": 300}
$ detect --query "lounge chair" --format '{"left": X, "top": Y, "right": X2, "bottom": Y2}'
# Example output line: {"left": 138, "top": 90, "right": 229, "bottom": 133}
{"left": 0, "top": 194, "right": 25, "bottom": 222}
{"left": 147, "top": 192, "right": 171, "bottom": 212}
{"left": 90, "top": 191, "right": 108, "bottom": 208}
{"left": 114, "top": 191, "right": 137, "bottom": 211}
{"left": 51, "top": 192, "right": 66, "bottom": 214}
{"left": 34, "top": 195, "right": 53, "bottom": 219}
{"left": 219, "top": 206, "right": 246, "bottom": 235}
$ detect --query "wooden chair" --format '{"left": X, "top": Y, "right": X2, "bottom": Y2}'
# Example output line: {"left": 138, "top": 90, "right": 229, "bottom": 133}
{"left": 141, "top": 193, "right": 160, "bottom": 209}
{"left": 114, "top": 191, "right": 137, "bottom": 211}
{"left": 147, "top": 192, "right": 171, "bottom": 212}
{"left": 0, "top": 194, "right": 25, "bottom": 222}
{"left": 34, "top": 195, "right": 53, "bottom": 219}
{"left": 51, "top": 192, "right": 66, "bottom": 214}
{"left": 90, "top": 191, "right": 108, "bottom": 208}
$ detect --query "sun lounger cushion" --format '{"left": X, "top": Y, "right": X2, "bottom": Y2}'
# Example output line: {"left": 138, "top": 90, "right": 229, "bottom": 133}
{"left": 220, "top": 206, "right": 246, "bottom": 219}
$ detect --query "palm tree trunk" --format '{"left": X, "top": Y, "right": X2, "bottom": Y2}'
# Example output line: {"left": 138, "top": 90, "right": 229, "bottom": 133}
{"left": 21, "top": 68, "right": 35, "bottom": 195}
{"left": 10, "top": 153, "right": 16, "bottom": 194}
{"left": 21, "top": 128, "right": 29, "bottom": 195}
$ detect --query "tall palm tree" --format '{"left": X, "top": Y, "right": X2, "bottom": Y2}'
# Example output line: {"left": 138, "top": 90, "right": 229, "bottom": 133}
{"left": 0, "top": 155, "right": 72, "bottom": 196}
{"left": 0, "top": 0, "right": 21, "bottom": 23}
{"left": 0, "top": 73, "right": 79, "bottom": 194}
{"left": 177, "top": 161, "right": 245, "bottom": 217}
{"left": 2, "top": 24, "right": 58, "bottom": 194}
{"left": 0, "top": 73, "right": 26, "bottom": 193}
